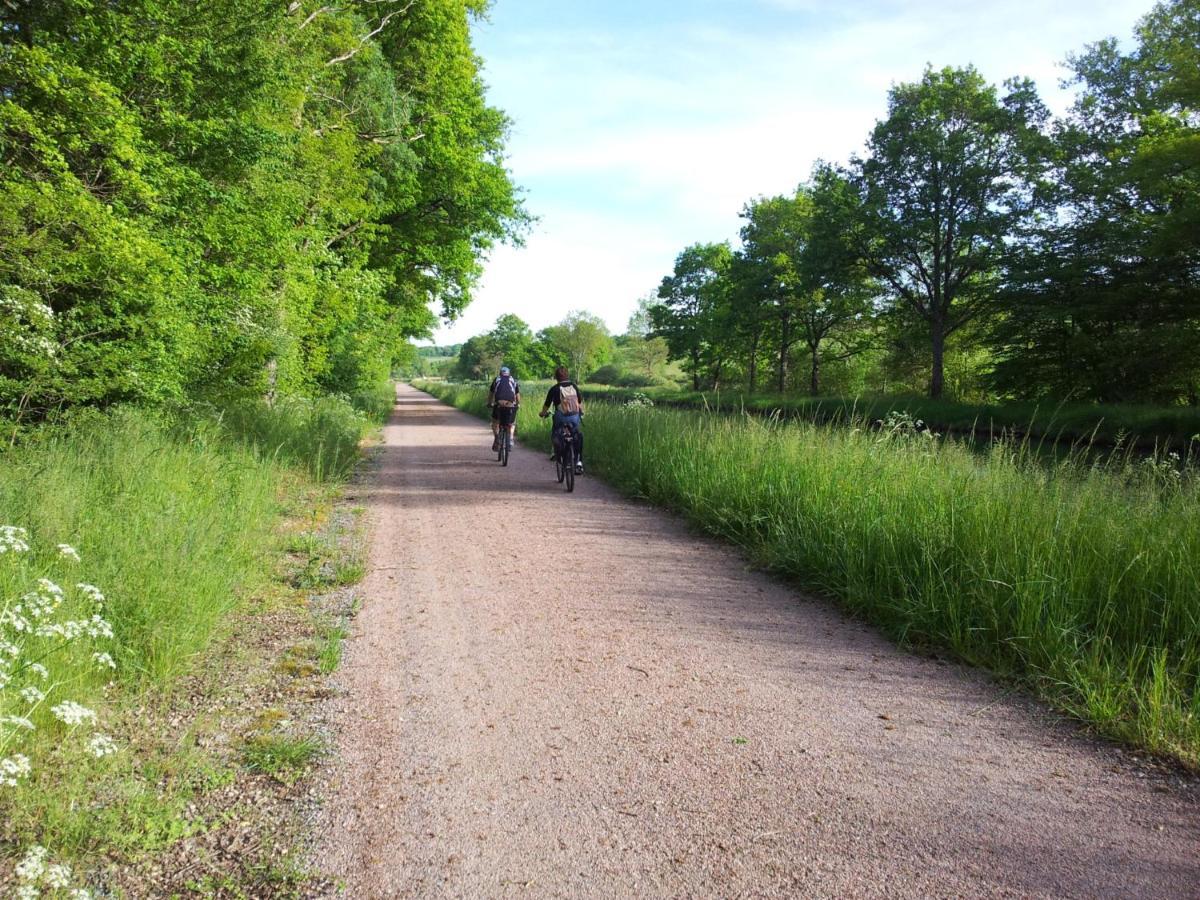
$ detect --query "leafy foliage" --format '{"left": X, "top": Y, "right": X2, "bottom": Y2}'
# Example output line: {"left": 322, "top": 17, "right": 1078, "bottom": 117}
{"left": 0, "top": 0, "right": 525, "bottom": 422}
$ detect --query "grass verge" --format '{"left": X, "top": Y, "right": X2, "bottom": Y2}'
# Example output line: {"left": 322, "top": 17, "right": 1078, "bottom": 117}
{"left": 0, "top": 391, "right": 381, "bottom": 894}
{"left": 477, "top": 380, "right": 1200, "bottom": 452}
{"left": 418, "top": 380, "right": 1200, "bottom": 767}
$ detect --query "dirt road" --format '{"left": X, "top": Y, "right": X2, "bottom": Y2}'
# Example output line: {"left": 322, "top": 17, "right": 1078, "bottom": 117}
{"left": 313, "top": 384, "right": 1198, "bottom": 898}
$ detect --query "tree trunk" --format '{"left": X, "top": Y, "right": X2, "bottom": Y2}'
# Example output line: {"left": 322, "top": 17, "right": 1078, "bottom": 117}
{"left": 809, "top": 344, "right": 820, "bottom": 396}
{"left": 747, "top": 330, "right": 759, "bottom": 393}
{"left": 777, "top": 318, "right": 790, "bottom": 393}
{"left": 929, "top": 319, "right": 945, "bottom": 399}
{"left": 691, "top": 349, "right": 701, "bottom": 392}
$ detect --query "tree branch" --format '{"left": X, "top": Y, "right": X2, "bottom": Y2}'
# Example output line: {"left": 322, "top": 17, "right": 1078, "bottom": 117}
{"left": 326, "top": 0, "right": 414, "bottom": 66}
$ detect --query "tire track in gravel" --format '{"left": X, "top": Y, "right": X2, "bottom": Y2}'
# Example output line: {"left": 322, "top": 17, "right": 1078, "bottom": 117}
{"left": 313, "top": 383, "right": 1199, "bottom": 899}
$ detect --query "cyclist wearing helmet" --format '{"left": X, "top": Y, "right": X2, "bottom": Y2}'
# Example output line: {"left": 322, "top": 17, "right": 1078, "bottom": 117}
{"left": 487, "top": 365, "right": 521, "bottom": 452}
{"left": 539, "top": 365, "right": 584, "bottom": 473}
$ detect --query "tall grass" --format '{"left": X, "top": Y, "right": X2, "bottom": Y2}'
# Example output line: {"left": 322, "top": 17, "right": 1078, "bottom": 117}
{"left": 420, "top": 381, "right": 1200, "bottom": 764}
{"left": 0, "top": 393, "right": 376, "bottom": 863}
{"left": 575, "top": 384, "right": 1200, "bottom": 451}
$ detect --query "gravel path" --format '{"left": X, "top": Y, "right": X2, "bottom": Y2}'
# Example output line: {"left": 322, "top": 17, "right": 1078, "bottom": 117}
{"left": 313, "top": 384, "right": 1199, "bottom": 898}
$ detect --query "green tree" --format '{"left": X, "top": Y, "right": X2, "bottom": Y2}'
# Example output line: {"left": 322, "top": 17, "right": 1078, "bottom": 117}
{"left": 739, "top": 181, "right": 874, "bottom": 395}
{"left": 849, "top": 66, "right": 1051, "bottom": 398}
{"left": 992, "top": 0, "right": 1200, "bottom": 402}
{"left": 540, "top": 311, "right": 614, "bottom": 380}
{"left": 652, "top": 243, "right": 732, "bottom": 391}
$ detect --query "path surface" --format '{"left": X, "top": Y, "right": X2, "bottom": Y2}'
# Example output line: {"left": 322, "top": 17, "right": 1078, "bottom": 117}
{"left": 314, "top": 384, "right": 1199, "bottom": 898}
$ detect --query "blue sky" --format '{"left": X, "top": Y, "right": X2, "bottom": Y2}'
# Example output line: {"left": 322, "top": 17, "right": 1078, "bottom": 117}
{"left": 431, "top": 0, "right": 1151, "bottom": 344}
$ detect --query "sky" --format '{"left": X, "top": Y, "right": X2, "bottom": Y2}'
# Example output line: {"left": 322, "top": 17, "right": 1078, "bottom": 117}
{"left": 428, "top": 0, "right": 1151, "bottom": 345}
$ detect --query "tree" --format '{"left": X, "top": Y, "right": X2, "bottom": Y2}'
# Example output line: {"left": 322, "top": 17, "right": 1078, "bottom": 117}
{"left": 849, "top": 66, "right": 1051, "bottom": 398}
{"left": 0, "top": 0, "right": 526, "bottom": 419}
{"left": 798, "top": 165, "right": 878, "bottom": 395}
{"left": 625, "top": 335, "right": 670, "bottom": 381}
{"left": 738, "top": 178, "right": 874, "bottom": 395}
{"left": 653, "top": 243, "right": 732, "bottom": 391}
{"left": 991, "top": 0, "right": 1200, "bottom": 402}
{"left": 539, "top": 311, "right": 614, "bottom": 379}
{"left": 626, "top": 294, "right": 658, "bottom": 338}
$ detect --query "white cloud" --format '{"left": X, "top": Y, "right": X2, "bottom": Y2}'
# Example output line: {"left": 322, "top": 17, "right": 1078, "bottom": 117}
{"left": 434, "top": 0, "right": 1152, "bottom": 344}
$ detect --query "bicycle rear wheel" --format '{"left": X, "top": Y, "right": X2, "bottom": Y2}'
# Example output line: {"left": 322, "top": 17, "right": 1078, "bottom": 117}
{"left": 555, "top": 451, "right": 565, "bottom": 483}
{"left": 500, "top": 441, "right": 509, "bottom": 466}
{"left": 564, "top": 445, "right": 575, "bottom": 492}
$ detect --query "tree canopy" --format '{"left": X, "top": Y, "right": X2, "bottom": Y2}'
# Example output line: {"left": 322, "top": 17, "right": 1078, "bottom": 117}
{"left": 0, "top": 0, "right": 526, "bottom": 420}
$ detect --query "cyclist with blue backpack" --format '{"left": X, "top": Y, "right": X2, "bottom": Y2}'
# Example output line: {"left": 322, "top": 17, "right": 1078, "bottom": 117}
{"left": 487, "top": 366, "right": 521, "bottom": 452}
{"left": 539, "top": 365, "right": 584, "bottom": 474}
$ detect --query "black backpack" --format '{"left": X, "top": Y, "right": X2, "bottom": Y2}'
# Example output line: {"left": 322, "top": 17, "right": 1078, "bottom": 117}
{"left": 493, "top": 375, "right": 518, "bottom": 403}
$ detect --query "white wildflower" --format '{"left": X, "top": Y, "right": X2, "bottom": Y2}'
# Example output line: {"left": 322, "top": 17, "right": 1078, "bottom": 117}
{"left": 36, "top": 579, "right": 64, "bottom": 598}
{"left": 87, "top": 733, "right": 117, "bottom": 758}
{"left": 0, "top": 670, "right": 9, "bottom": 689}
{"left": 0, "top": 525, "right": 30, "bottom": 554}
{"left": 86, "top": 615, "right": 113, "bottom": 639}
{"left": 56, "top": 544, "right": 81, "bottom": 562}
{"left": 0, "top": 753, "right": 32, "bottom": 786}
{"left": 16, "top": 884, "right": 39, "bottom": 900}
{"left": 50, "top": 700, "right": 96, "bottom": 726}
{"left": 2, "top": 714, "right": 35, "bottom": 731}
{"left": 44, "top": 863, "right": 72, "bottom": 888}
{"left": 15, "top": 844, "right": 47, "bottom": 881}
{"left": 0, "top": 638, "right": 18, "bottom": 658}
{"left": 92, "top": 651, "right": 116, "bottom": 670}
{"left": 1, "top": 607, "right": 32, "bottom": 632}
{"left": 69, "top": 890, "right": 93, "bottom": 900}
{"left": 29, "top": 662, "right": 48, "bottom": 680}
{"left": 75, "top": 583, "right": 105, "bottom": 604}
{"left": 19, "top": 685, "right": 45, "bottom": 704}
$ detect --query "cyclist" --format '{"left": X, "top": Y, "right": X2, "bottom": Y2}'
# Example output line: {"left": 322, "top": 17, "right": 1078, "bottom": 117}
{"left": 538, "top": 365, "right": 584, "bottom": 474}
{"left": 487, "top": 365, "right": 520, "bottom": 452}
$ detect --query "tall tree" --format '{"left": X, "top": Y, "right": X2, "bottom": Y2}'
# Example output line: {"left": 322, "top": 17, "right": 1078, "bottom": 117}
{"left": 653, "top": 243, "right": 732, "bottom": 391}
{"left": 540, "top": 311, "right": 614, "bottom": 379}
{"left": 739, "top": 180, "right": 874, "bottom": 395}
{"left": 849, "top": 66, "right": 1050, "bottom": 398}
{"left": 991, "top": 0, "right": 1200, "bottom": 402}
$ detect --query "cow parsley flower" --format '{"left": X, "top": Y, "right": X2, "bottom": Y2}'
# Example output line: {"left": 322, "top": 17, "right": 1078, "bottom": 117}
{"left": 0, "top": 754, "right": 32, "bottom": 786}
{"left": 2, "top": 714, "right": 35, "bottom": 731}
{"left": 56, "top": 544, "right": 81, "bottom": 562}
{"left": 0, "top": 638, "right": 18, "bottom": 658}
{"left": 76, "top": 583, "right": 105, "bottom": 605}
{"left": 19, "top": 685, "right": 45, "bottom": 704}
{"left": 86, "top": 615, "right": 113, "bottom": 639}
{"left": 28, "top": 662, "right": 48, "bottom": 680}
{"left": 14, "top": 844, "right": 47, "bottom": 880}
{"left": 87, "top": 733, "right": 117, "bottom": 758}
{"left": 0, "top": 525, "right": 30, "bottom": 554}
{"left": 1, "top": 607, "right": 31, "bottom": 633}
{"left": 15, "top": 884, "right": 39, "bottom": 900}
{"left": 44, "top": 862, "right": 72, "bottom": 888}
{"left": 92, "top": 651, "right": 116, "bottom": 670}
{"left": 50, "top": 701, "right": 96, "bottom": 726}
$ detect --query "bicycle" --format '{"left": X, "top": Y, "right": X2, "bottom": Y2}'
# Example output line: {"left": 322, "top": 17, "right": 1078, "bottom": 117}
{"left": 551, "top": 420, "right": 578, "bottom": 493}
{"left": 491, "top": 403, "right": 517, "bottom": 467}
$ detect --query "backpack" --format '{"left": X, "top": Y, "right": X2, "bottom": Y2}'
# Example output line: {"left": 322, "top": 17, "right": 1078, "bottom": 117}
{"left": 493, "top": 375, "right": 517, "bottom": 404}
{"left": 557, "top": 383, "right": 580, "bottom": 415}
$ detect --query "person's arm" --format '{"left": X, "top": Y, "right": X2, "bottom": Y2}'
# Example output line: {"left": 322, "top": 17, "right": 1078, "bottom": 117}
{"left": 540, "top": 385, "right": 557, "bottom": 417}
